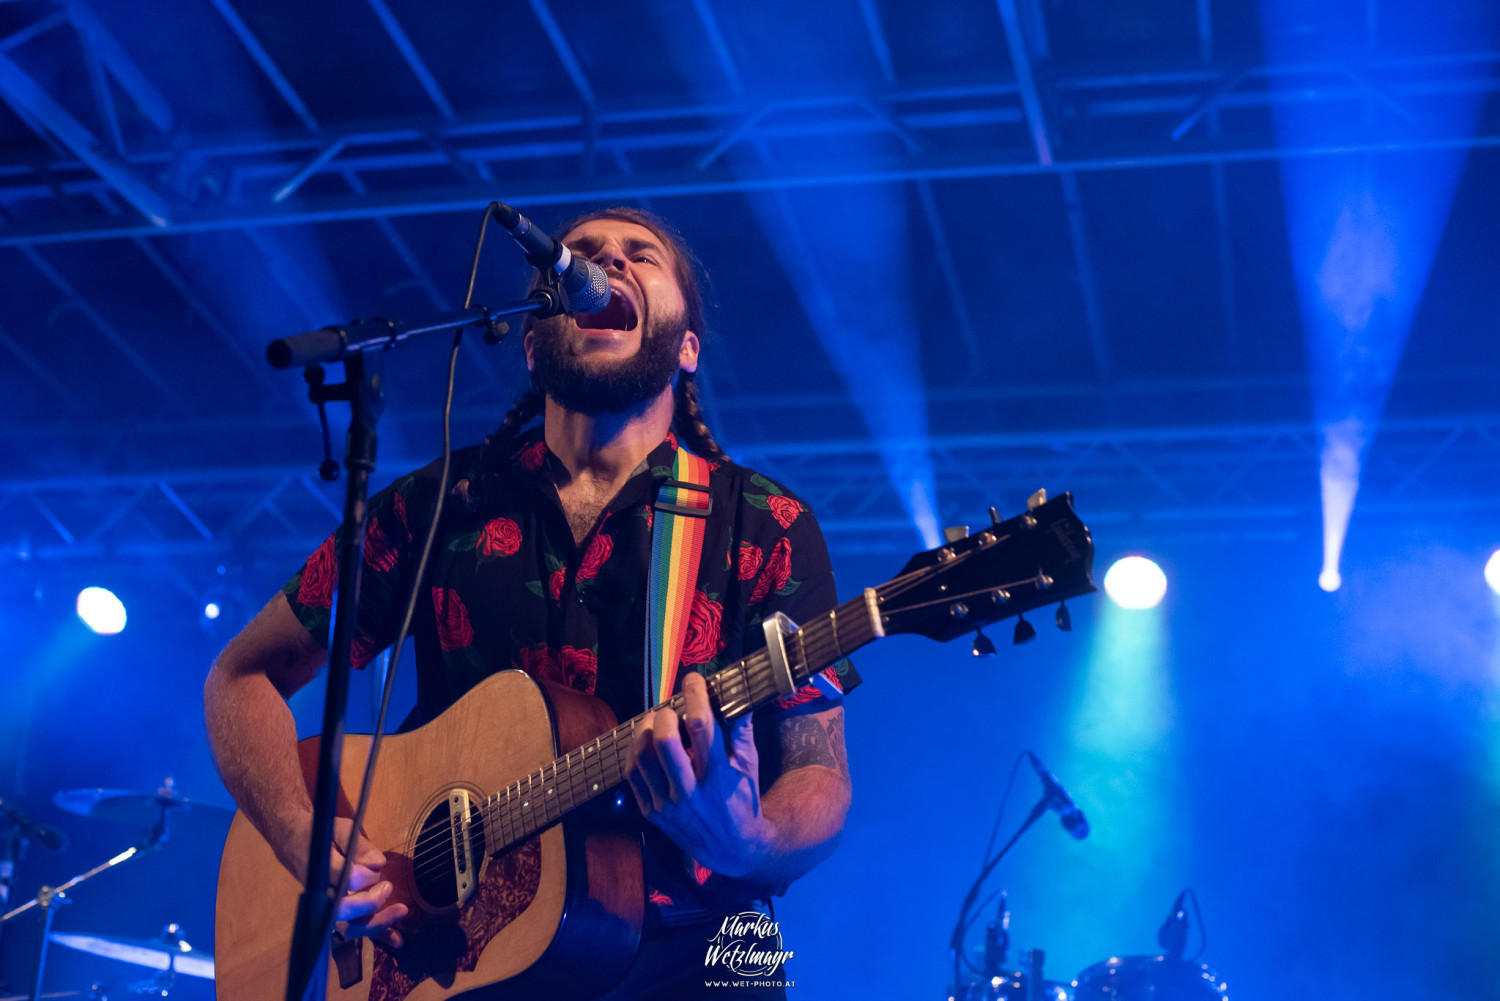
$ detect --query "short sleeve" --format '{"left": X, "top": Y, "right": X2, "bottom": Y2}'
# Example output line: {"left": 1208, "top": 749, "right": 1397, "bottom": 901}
{"left": 280, "top": 471, "right": 427, "bottom": 669}
{"left": 739, "top": 481, "right": 862, "bottom": 718}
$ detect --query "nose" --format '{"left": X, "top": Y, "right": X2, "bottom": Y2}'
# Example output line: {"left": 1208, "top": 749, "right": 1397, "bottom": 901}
{"left": 588, "top": 240, "right": 628, "bottom": 274}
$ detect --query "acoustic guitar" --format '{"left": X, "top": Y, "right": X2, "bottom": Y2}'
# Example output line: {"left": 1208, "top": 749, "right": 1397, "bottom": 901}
{"left": 215, "top": 493, "right": 1095, "bottom": 1000}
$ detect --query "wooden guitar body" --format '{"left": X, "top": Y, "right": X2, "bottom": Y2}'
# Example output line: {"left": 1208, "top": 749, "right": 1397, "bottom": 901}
{"left": 214, "top": 670, "right": 644, "bottom": 1001}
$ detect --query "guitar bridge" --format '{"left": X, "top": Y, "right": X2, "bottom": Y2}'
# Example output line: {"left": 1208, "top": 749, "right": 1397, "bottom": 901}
{"left": 448, "top": 788, "right": 478, "bottom": 908}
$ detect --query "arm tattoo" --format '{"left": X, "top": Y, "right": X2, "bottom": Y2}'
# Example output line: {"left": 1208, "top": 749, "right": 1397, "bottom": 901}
{"left": 779, "top": 712, "right": 848, "bottom": 775}
{"left": 827, "top": 711, "right": 848, "bottom": 776}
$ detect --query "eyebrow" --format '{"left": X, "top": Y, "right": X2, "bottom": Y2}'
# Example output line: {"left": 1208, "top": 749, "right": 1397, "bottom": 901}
{"left": 567, "top": 233, "right": 668, "bottom": 259}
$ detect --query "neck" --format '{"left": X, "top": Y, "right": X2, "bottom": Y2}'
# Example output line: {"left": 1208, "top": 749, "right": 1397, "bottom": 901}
{"left": 543, "top": 384, "right": 675, "bottom": 487}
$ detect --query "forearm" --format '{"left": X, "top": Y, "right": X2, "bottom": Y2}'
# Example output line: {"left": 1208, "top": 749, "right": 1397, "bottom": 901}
{"left": 746, "top": 764, "right": 851, "bottom": 888}
{"left": 204, "top": 665, "right": 317, "bottom": 871}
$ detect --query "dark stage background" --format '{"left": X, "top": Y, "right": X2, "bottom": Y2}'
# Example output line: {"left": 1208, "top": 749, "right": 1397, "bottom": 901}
{"left": 3, "top": 1, "right": 1500, "bottom": 999}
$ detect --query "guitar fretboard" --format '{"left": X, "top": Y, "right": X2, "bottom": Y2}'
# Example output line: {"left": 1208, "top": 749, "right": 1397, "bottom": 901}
{"left": 476, "top": 591, "right": 881, "bottom": 855}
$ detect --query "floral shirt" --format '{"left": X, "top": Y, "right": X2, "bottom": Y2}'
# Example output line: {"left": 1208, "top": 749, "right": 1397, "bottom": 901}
{"left": 282, "top": 427, "right": 860, "bottom": 920}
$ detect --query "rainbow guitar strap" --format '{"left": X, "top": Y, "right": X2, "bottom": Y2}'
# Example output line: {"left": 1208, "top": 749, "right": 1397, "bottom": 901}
{"left": 645, "top": 446, "right": 714, "bottom": 709}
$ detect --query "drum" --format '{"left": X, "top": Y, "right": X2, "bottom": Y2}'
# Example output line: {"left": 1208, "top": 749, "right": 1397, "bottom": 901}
{"left": 963, "top": 972, "right": 1072, "bottom": 1000}
{"left": 1071, "top": 955, "right": 1228, "bottom": 1000}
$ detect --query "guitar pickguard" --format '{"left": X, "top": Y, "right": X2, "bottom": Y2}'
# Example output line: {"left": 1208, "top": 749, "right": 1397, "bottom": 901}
{"left": 370, "top": 837, "right": 543, "bottom": 1000}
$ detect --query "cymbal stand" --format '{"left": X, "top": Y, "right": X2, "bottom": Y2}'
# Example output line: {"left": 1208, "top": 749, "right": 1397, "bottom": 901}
{"left": 0, "top": 802, "right": 173, "bottom": 1001}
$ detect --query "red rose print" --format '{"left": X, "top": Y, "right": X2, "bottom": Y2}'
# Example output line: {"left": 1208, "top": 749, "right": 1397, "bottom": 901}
{"left": 549, "top": 568, "right": 566, "bottom": 602}
{"left": 664, "top": 431, "right": 678, "bottom": 451}
{"left": 515, "top": 644, "right": 562, "bottom": 683}
{"left": 518, "top": 439, "right": 547, "bottom": 473}
{"left": 693, "top": 860, "right": 712, "bottom": 886}
{"left": 680, "top": 590, "right": 725, "bottom": 666}
{"left": 363, "top": 516, "right": 398, "bottom": 572}
{"left": 578, "top": 531, "right": 613, "bottom": 581}
{"left": 478, "top": 516, "right": 523, "bottom": 557}
{"left": 349, "top": 633, "right": 378, "bottom": 670}
{"left": 645, "top": 507, "right": 653, "bottom": 529}
{"left": 392, "top": 490, "right": 411, "bottom": 542}
{"left": 736, "top": 542, "right": 763, "bottom": 581}
{"left": 561, "top": 646, "right": 598, "bottom": 693}
{"left": 766, "top": 493, "right": 801, "bottom": 529}
{"left": 648, "top": 890, "right": 674, "bottom": 907}
{"left": 296, "top": 535, "right": 338, "bottom": 609}
{"left": 750, "top": 536, "right": 793, "bottom": 604}
{"left": 775, "top": 684, "right": 824, "bottom": 711}
{"left": 431, "top": 587, "right": 474, "bottom": 651}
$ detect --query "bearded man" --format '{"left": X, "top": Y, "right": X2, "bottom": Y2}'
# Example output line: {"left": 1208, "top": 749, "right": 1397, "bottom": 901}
{"left": 204, "top": 207, "right": 855, "bottom": 1000}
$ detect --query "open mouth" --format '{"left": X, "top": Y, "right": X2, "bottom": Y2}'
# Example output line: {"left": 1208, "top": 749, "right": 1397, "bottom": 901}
{"left": 575, "top": 289, "right": 639, "bottom": 333}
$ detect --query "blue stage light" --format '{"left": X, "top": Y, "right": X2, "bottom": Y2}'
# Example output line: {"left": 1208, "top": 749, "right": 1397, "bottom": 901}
{"left": 204, "top": 602, "right": 222, "bottom": 620}
{"left": 1103, "top": 557, "right": 1167, "bottom": 610}
{"left": 1485, "top": 550, "right": 1500, "bottom": 597}
{"left": 76, "top": 586, "right": 127, "bottom": 635}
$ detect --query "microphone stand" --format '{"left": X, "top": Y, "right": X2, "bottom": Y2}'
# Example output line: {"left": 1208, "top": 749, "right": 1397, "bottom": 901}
{"left": 948, "top": 794, "right": 1050, "bottom": 1001}
{"left": 277, "top": 286, "right": 562, "bottom": 1001}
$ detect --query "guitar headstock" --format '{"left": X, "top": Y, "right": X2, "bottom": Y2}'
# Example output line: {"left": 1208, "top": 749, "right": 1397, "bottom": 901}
{"left": 874, "top": 493, "right": 1095, "bottom": 643}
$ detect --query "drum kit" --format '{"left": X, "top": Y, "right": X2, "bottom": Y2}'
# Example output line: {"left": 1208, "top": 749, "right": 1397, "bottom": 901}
{"left": 0, "top": 780, "right": 224, "bottom": 1000}
{"left": 952, "top": 897, "right": 1230, "bottom": 1001}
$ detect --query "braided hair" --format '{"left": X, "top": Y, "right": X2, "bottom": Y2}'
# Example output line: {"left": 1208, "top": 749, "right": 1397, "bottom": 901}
{"left": 453, "top": 207, "right": 725, "bottom": 511}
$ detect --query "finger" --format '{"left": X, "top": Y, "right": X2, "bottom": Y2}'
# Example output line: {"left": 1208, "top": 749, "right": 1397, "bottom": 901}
{"left": 332, "top": 818, "right": 385, "bottom": 869}
{"left": 632, "top": 724, "right": 671, "bottom": 812}
{"left": 346, "top": 900, "right": 408, "bottom": 940}
{"left": 649, "top": 705, "right": 696, "bottom": 801}
{"left": 726, "top": 712, "right": 758, "bottom": 770}
{"left": 680, "top": 674, "right": 720, "bottom": 776}
{"left": 337, "top": 881, "right": 393, "bottom": 923}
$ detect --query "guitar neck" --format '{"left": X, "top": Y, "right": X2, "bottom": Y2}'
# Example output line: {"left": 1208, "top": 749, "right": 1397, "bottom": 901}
{"left": 478, "top": 591, "right": 883, "bottom": 855}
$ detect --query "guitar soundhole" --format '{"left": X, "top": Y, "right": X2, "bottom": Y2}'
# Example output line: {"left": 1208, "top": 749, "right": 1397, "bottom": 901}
{"left": 410, "top": 798, "right": 487, "bottom": 911}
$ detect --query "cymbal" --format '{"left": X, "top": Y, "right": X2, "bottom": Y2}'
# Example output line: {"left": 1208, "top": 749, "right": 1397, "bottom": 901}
{"left": 49, "top": 930, "right": 215, "bottom": 980}
{"left": 53, "top": 780, "right": 229, "bottom": 827}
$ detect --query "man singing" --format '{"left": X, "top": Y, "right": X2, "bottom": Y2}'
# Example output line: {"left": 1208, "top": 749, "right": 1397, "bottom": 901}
{"left": 204, "top": 207, "right": 855, "bottom": 999}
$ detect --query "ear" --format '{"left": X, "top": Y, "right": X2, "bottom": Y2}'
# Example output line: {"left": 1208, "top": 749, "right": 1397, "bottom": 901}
{"left": 523, "top": 329, "right": 536, "bottom": 371}
{"left": 678, "top": 330, "right": 700, "bottom": 374}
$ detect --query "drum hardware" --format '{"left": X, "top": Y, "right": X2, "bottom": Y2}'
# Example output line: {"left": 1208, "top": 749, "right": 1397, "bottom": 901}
{"left": 2, "top": 780, "right": 219, "bottom": 1001}
{"left": 949, "top": 751, "right": 1090, "bottom": 1000}
{"left": 49, "top": 923, "right": 214, "bottom": 995}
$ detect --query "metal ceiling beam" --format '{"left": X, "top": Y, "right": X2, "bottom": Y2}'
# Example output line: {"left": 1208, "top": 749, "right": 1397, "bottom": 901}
{"left": 0, "top": 48, "right": 170, "bottom": 223}
{"left": 65, "top": 0, "right": 174, "bottom": 132}
{"left": 18, "top": 244, "right": 189, "bottom": 410}
{"left": 996, "top": 0, "right": 1053, "bottom": 164}
{"left": 8, "top": 130, "right": 1500, "bottom": 247}
{"left": 526, "top": 0, "right": 594, "bottom": 109}
{"left": 8, "top": 415, "right": 1498, "bottom": 562}
{"left": 205, "top": 0, "right": 320, "bottom": 133}
{"left": 366, "top": 0, "right": 453, "bottom": 121}
{"left": 1058, "top": 170, "right": 1110, "bottom": 383}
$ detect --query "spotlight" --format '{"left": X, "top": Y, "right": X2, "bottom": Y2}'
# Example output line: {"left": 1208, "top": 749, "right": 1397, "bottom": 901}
{"left": 1103, "top": 557, "right": 1167, "bottom": 610}
{"left": 204, "top": 602, "right": 222, "bottom": 620}
{"left": 1485, "top": 549, "right": 1500, "bottom": 597}
{"left": 1318, "top": 568, "right": 1343, "bottom": 593}
{"left": 76, "top": 587, "right": 127, "bottom": 635}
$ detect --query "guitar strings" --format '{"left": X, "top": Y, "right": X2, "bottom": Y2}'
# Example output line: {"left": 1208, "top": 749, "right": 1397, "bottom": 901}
{"left": 385, "top": 624, "right": 860, "bottom": 880}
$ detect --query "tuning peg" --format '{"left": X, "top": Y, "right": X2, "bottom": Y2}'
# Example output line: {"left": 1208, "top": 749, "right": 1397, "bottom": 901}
{"left": 989, "top": 506, "right": 1001, "bottom": 525}
{"left": 1027, "top": 489, "right": 1047, "bottom": 511}
{"left": 1013, "top": 615, "right": 1037, "bottom": 645}
{"left": 943, "top": 525, "right": 969, "bottom": 543}
{"left": 972, "top": 629, "right": 998, "bottom": 657}
{"left": 1055, "top": 601, "right": 1072, "bottom": 632}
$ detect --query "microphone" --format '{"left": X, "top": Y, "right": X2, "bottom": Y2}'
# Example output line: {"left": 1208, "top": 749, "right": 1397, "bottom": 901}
{"left": 1157, "top": 889, "right": 1190, "bottom": 961}
{"left": 1026, "top": 751, "right": 1088, "bottom": 840}
{"left": 492, "top": 203, "right": 611, "bottom": 313}
{"left": 0, "top": 797, "right": 68, "bottom": 852}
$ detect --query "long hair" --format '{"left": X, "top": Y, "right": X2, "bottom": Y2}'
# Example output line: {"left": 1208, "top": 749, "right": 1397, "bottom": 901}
{"left": 452, "top": 206, "right": 725, "bottom": 511}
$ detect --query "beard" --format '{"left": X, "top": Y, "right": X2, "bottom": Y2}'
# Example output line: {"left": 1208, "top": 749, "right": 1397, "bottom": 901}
{"left": 529, "top": 301, "right": 689, "bottom": 417}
